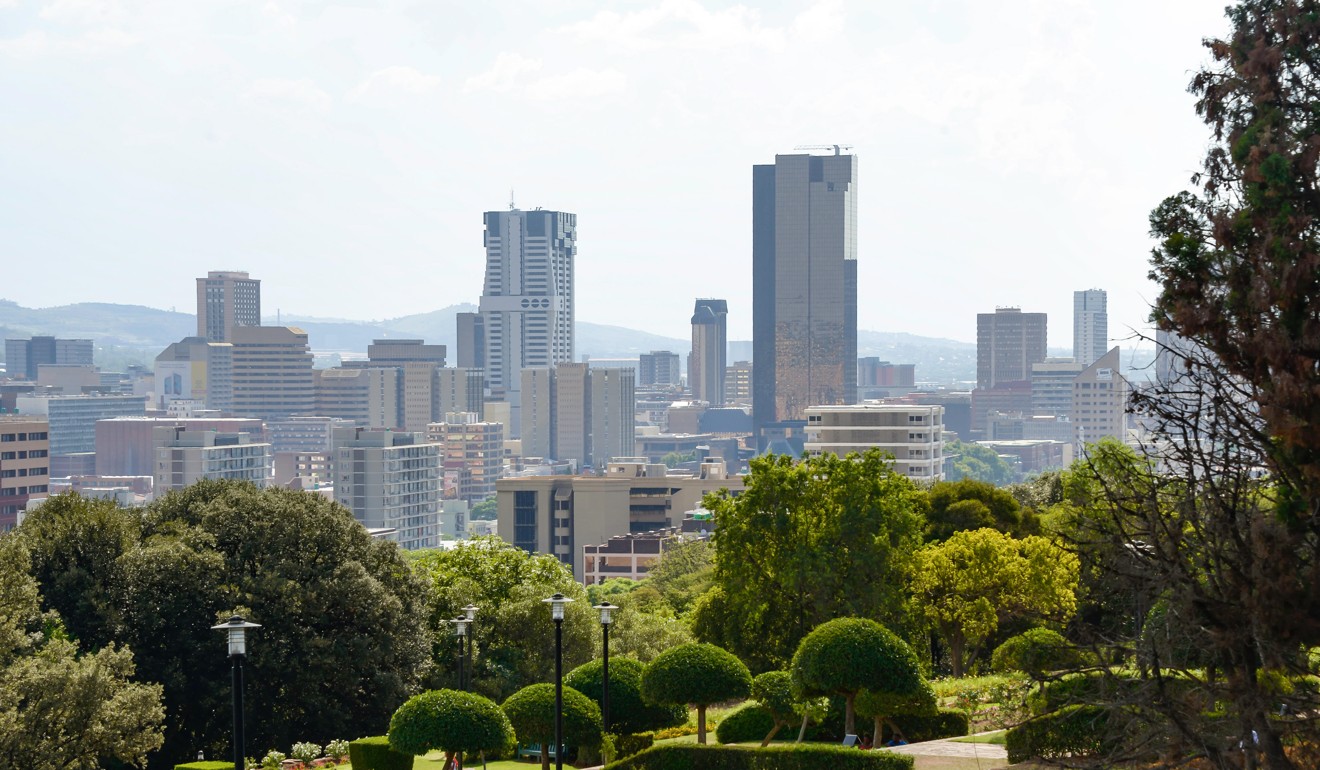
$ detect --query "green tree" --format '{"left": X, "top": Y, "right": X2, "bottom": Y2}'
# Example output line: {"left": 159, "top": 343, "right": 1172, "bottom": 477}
{"left": 790, "top": 618, "right": 923, "bottom": 738}
{"left": 990, "top": 628, "right": 1084, "bottom": 687}
{"left": 700, "top": 449, "right": 926, "bottom": 670}
{"left": 641, "top": 642, "right": 751, "bottom": 744}
{"left": 645, "top": 537, "right": 714, "bottom": 617}
{"left": 469, "top": 497, "right": 498, "bottom": 521}
{"left": 945, "top": 440, "right": 1015, "bottom": 486}
{"left": 564, "top": 657, "right": 688, "bottom": 736}
{"left": 501, "top": 684, "right": 602, "bottom": 770}
{"left": 911, "top": 528, "right": 1078, "bottom": 677}
{"left": 0, "top": 537, "right": 165, "bottom": 769}
{"left": 411, "top": 538, "right": 595, "bottom": 702}
{"left": 748, "top": 671, "right": 799, "bottom": 746}
{"left": 925, "top": 478, "right": 1038, "bottom": 542}
{"left": 389, "top": 689, "right": 514, "bottom": 770}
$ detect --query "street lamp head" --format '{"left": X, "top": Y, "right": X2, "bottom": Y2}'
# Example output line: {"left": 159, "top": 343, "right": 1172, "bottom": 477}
{"left": 542, "top": 592, "right": 573, "bottom": 621}
{"left": 451, "top": 616, "right": 469, "bottom": 637}
{"left": 594, "top": 601, "right": 616, "bottom": 626}
{"left": 210, "top": 614, "right": 262, "bottom": 657}
{"left": 462, "top": 603, "right": 479, "bottom": 622}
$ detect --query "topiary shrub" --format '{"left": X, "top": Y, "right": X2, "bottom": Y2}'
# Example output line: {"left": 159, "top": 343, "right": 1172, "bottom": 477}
{"left": 991, "top": 628, "right": 1084, "bottom": 681}
{"left": 347, "top": 736, "right": 414, "bottom": 770}
{"left": 791, "top": 618, "right": 922, "bottom": 739}
{"left": 613, "top": 732, "right": 654, "bottom": 760}
{"left": 604, "top": 742, "right": 915, "bottom": 769}
{"left": 388, "top": 689, "right": 514, "bottom": 767}
{"left": 640, "top": 643, "right": 751, "bottom": 745}
{"left": 856, "top": 676, "right": 938, "bottom": 746}
{"left": 881, "top": 709, "right": 970, "bottom": 743}
{"left": 1005, "top": 704, "right": 1111, "bottom": 764}
{"left": 713, "top": 702, "right": 776, "bottom": 745}
{"left": 501, "top": 683, "right": 602, "bottom": 770}
{"left": 565, "top": 657, "right": 687, "bottom": 735}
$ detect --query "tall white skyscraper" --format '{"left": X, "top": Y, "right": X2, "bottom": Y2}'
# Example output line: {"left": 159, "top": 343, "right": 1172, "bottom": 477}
{"left": 1073, "top": 289, "right": 1108, "bottom": 368}
{"left": 478, "top": 208, "right": 576, "bottom": 437}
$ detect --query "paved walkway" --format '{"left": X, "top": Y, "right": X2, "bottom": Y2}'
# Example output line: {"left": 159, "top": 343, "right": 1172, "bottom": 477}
{"left": 883, "top": 733, "right": 1008, "bottom": 759}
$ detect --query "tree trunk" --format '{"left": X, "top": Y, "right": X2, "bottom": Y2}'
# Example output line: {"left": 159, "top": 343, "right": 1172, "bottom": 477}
{"left": 872, "top": 715, "right": 883, "bottom": 748}
{"left": 444, "top": 751, "right": 456, "bottom": 770}
{"left": 948, "top": 635, "right": 966, "bottom": 679}
{"left": 796, "top": 712, "right": 810, "bottom": 743}
{"left": 761, "top": 721, "right": 784, "bottom": 747}
{"left": 456, "top": 750, "right": 464, "bottom": 770}
{"left": 844, "top": 693, "right": 856, "bottom": 737}
{"left": 698, "top": 704, "right": 708, "bottom": 744}
{"left": 540, "top": 744, "right": 550, "bottom": 770}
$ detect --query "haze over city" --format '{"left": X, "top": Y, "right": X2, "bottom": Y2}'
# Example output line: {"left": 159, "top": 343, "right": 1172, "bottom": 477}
{"left": 2, "top": 0, "right": 1226, "bottom": 346}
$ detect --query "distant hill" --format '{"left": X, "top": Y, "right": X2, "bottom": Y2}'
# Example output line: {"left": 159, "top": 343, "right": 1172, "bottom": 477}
{"left": 0, "top": 299, "right": 1000, "bottom": 383}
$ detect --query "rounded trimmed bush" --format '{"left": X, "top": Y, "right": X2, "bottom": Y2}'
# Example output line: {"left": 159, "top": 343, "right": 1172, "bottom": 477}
{"left": 388, "top": 689, "right": 514, "bottom": 758}
{"left": 565, "top": 657, "right": 687, "bottom": 735}
{"left": 347, "top": 736, "right": 414, "bottom": 770}
{"left": 991, "top": 628, "right": 1082, "bottom": 679}
{"left": 501, "top": 683, "right": 603, "bottom": 752}
{"left": 641, "top": 643, "right": 751, "bottom": 743}
{"left": 791, "top": 618, "right": 922, "bottom": 736}
{"left": 714, "top": 702, "right": 777, "bottom": 745}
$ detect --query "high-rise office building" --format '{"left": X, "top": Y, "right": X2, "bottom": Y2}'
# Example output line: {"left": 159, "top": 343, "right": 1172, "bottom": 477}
{"left": 313, "top": 367, "right": 400, "bottom": 429}
{"left": 478, "top": 208, "right": 576, "bottom": 438}
{"left": 155, "top": 336, "right": 234, "bottom": 412}
{"left": 436, "top": 368, "right": 486, "bottom": 420}
{"left": 690, "top": 299, "right": 728, "bottom": 405}
{"left": 455, "top": 312, "right": 485, "bottom": 370}
{"left": 349, "top": 339, "right": 447, "bottom": 431}
{"left": 638, "top": 351, "right": 681, "bottom": 388}
{"left": 1072, "top": 346, "right": 1129, "bottom": 449}
{"left": 0, "top": 417, "right": 50, "bottom": 531}
{"left": 1073, "top": 289, "right": 1108, "bottom": 368}
{"left": 976, "top": 308, "right": 1048, "bottom": 389}
{"left": 752, "top": 151, "right": 858, "bottom": 447}
{"left": 196, "top": 271, "right": 261, "bottom": 343}
{"left": 5, "top": 337, "right": 93, "bottom": 381}
{"left": 229, "top": 326, "right": 313, "bottom": 420}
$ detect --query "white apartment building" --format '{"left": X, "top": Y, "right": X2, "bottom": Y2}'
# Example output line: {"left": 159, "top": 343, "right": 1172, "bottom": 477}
{"left": 333, "top": 427, "right": 442, "bottom": 550}
{"left": 803, "top": 403, "right": 945, "bottom": 481}
{"left": 153, "top": 426, "right": 272, "bottom": 493}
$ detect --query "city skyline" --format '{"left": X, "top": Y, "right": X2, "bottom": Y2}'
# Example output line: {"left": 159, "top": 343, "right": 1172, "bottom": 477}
{"left": 0, "top": 2, "right": 1226, "bottom": 347}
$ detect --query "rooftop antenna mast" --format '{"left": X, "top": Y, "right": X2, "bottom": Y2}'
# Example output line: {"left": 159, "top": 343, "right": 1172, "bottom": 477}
{"left": 509, "top": 189, "right": 516, "bottom": 210}
{"left": 793, "top": 144, "right": 854, "bottom": 156}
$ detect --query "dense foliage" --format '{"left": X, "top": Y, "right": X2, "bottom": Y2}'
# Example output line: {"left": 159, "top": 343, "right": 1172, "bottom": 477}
{"left": 347, "top": 736, "right": 415, "bottom": 770}
{"left": 603, "top": 742, "right": 915, "bottom": 770}
{"left": 388, "top": 689, "right": 514, "bottom": 762}
{"left": 501, "top": 683, "right": 602, "bottom": 769}
{"left": 790, "top": 618, "right": 923, "bottom": 738}
{"left": 699, "top": 449, "right": 925, "bottom": 671}
{"left": 641, "top": 643, "right": 752, "bottom": 744}
{"left": 564, "top": 657, "right": 687, "bottom": 736}
{"left": 990, "top": 628, "right": 1083, "bottom": 681}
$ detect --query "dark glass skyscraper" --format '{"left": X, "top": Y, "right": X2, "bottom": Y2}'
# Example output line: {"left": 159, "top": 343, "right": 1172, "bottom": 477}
{"left": 752, "top": 152, "right": 858, "bottom": 448}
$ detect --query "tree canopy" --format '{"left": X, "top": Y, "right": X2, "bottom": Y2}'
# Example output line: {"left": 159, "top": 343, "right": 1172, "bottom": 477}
{"left": 911, "top": 528, "right": 1078, "bottom": 678}
{"left": 501, "top": 684, "right": 602, "bottom": 770}
{"left": 925, "top": 478, "right": 1038, "bottom": 542}
{"left": 698, "top": 449, "right": 926, "bottom": 671}
{"left": 641, "top": 642, "right": 751, "bottom": 744}
{"left": 790, "top": 618, "right": 923, "bottom": 738}
{"left": 944, "top": 440, "right": 1015, "bottom": 486}
{"left": 389, "top": 689, "right": 514, "bottom": 768}
{"left": 564, "top": 657, "right": 687, "bottom": 736}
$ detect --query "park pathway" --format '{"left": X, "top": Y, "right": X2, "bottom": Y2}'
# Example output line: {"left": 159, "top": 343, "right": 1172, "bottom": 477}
{"left": 883, "top": 733, "right": 1008, "bottom": 760}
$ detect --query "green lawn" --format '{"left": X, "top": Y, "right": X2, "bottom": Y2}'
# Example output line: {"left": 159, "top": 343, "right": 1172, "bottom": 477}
{"left": 338, "top": 752, "right": 544, "bottom": 769}
{"left": 950, "top": 730, "right": 1006, "bottom": 745}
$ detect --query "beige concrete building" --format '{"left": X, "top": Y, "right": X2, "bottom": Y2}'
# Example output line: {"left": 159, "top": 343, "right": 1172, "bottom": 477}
{"left": 0, "top": 417, "right": 50, "bottom": 531}
{"left": 313, "top": 367, "right": 400, "bottom": 428}
{"left": 346, "top": 339, "right": 447, "bottom": 431}
{"left": 333, "top": 427, "right": 442, "bottom": 550}
{"left": 229, "top": 326, "right": 313, "bottom": 420}
{"left": 153, "top": 425, "right": 272, "bottom": 493}
{"left": 436, "top": 368, "right": 485, "bottom": 421}
{"left": 724, "top": 361, "right": 752, "bottom": 405}
{"left": 155, "top": 337, "right": 234, "bottom": 413}
{"left": 520, "top": 368, "right": 554, "bottom": 460}
{"left": 1072, "top": 346, "right": 1129, "bottom": 450}
{"left": 1031, "top": 358, "right": 1086, "bottom": 418}
{"left": 497, "top": 458, "right": 741, "bottom": 580}
{"left": 520, "top": 364, "right": 636, "bottom": 469}
{"left": 584, "top": 528, "right": 684, "bottom": 585}
{"left": 803, "top": 403, "right": 945, "bottom": 481}
{"left": 690, "top": 299, "right": 728, "bottom": 406}
{"left": 428, "top": 412, "right": 504, "bottom": 504}
{"left": 97, "top": 416, "right": 264, "bottom": 477}
{"left": 197, "top": 270, "right": 261, "bottom": 343}
{"left": 36, "top": 364, "right": 102, "bottom": 394}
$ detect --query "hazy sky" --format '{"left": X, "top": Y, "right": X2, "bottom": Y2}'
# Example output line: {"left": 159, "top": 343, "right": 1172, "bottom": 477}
{"left": 1, "top": 0, "right": 1229, "bottom": 346}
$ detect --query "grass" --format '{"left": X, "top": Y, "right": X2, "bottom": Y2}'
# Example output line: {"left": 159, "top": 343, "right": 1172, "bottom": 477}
{"left": 951, "top": 731, "right": 1006, "bottom": 745}
{"left": 336, "top": 752, "right": 545, "bottom": 769}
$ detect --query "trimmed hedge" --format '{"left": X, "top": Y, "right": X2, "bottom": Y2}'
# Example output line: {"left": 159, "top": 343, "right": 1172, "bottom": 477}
{"left": 715, "top": 702, "right": 777, "bottom": 744}
{"left": 884, "top": 709, "right": 970, "bottom": 743}
{"left": 605, "top": 743, "right": 914, "bottom": 770}
{"left": 1005, "top": 705, "right": 1110, "bottom": 764}
{"left": 616, "top": 732, "right": 656, "bottom": 760}
{"left": 349, "top": 736, "right": 416, "bottom": 770}
{"left": 174, "top": 763, "right": 233, "bottom": 770}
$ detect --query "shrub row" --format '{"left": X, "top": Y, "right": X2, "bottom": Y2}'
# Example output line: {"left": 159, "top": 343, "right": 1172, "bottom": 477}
{"left": 1005, "top": 705, "right": 1110, "bottom": 764}
{"left": 616, "top": 732, "right": 657, "bottom": 759}
{"left": 714, "top": 702, "right": 970, "bottom": 746}
{"left": 605, "top": 743, "right": 914, "bottom": 770}
{"left": 348, "top": 736, "right": 415, "bottom": 770}
{"left": 883, "top": 709, "right": 970, "bottom": 743}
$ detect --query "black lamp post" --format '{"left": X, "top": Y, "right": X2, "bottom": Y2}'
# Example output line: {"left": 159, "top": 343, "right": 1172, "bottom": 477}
{"left": 593, "top": 602, "right": 616, "bottom": 734}
{"left": 542, "top": 593, "right": 573, "bottom": 770}
{"left": 451, "top": 615, "right": 469, "bottom": 691}
{"left": 211, "top": 615, "right": 261, "bottom": 770}
{"left": 462, "top": 603, "right": 479, "bottom": 685}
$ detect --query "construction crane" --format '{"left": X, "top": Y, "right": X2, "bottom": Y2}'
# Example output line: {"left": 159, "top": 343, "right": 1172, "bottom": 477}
{"left": 793, "top": 144, "right": 854, "bottom": 156}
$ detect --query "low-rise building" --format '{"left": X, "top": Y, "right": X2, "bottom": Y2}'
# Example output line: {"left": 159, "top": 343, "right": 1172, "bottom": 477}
{"left": 0, "top": 417, "right": 50, "bottom": 531}
{"left": 333, "top": 427, "right": 442, "bottom": 550}
{"left": 153, "top": 426, "right": 272, "bottom": 492}
{"left": 803, "top": 403, "right": 945, "bottom": 481}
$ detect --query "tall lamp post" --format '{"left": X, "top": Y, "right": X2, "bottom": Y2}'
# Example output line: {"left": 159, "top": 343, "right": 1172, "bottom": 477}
{"left": 542, "top": 593, "right": 573, "bottom": 770}
{"left": 462, "top": 604, "right": 479, "bottom": 686}
{"left": 451, "top": 616, "right": 469, "bottom": 691}
{"left": 211, "top": 615, "right": 261, "bottom": 770}
{"left": 593, "top": 602, "right": 616, "bottom": 734}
